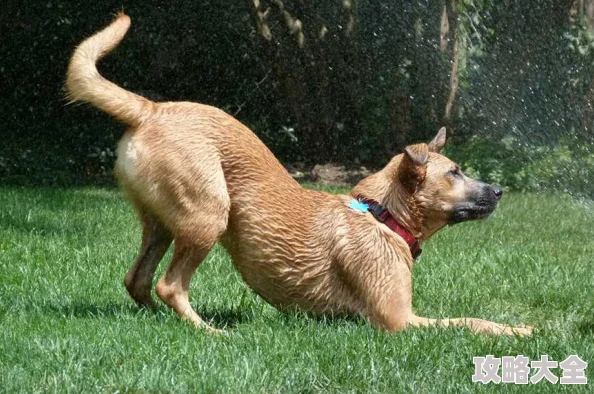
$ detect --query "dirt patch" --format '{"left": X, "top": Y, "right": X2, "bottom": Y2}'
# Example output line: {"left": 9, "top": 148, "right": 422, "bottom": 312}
{"left": 287, "top": 163, "right": 372, "bottom": 186}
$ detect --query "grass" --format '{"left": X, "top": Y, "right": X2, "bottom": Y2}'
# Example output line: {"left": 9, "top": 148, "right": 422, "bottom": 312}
{"left": 1, "top": 185, "right": 593, "bottom": 393}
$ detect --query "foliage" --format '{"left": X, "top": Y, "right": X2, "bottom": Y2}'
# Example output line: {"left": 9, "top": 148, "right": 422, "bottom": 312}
{"left": 447, "top": 133, "right": 594, "bottom": 198}
{"left": 445, "top": 0, "right": 594, "bottom": 197}
{"left": 0, "top": 1, "right": 271, "bottom": 185}
{"left": 1, "top": 0, "right": 593, "bottom": 193}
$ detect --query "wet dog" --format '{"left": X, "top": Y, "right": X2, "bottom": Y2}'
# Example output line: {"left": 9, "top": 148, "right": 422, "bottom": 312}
{"left": 66, "top": 14, "right": 531, "bottom": 335}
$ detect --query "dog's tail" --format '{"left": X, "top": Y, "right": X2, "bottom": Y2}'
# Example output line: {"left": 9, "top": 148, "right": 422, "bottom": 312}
{"left": 66, "top": 13, "right": 152, "bottom": 126}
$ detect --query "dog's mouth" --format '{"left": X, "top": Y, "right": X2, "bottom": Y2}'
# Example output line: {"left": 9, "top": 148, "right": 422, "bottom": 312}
{"left": 449, "top": 182, "right": 502, "bottom": 224}
{"left": 450, "top": 201, "right": 498, "bottom": 223}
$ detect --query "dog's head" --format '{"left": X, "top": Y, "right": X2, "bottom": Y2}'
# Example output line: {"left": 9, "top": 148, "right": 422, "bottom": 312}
{"left": 352, "top": 128, "right": 503, "bottom": 240}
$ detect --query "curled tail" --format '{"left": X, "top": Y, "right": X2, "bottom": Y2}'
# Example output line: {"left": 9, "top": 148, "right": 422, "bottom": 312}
{"left": 66, "top": 13, "right": 152, "bottom": 125}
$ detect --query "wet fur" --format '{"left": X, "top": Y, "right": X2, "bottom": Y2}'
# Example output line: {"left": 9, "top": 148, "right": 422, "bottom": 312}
{"left": 65, "top": 14, "right": 531, "bottom": 336}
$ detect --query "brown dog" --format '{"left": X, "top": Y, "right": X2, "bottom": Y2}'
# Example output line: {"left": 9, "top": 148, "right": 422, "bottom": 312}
{"left": 66, "top": 14, "right": 531, "bottom": 336}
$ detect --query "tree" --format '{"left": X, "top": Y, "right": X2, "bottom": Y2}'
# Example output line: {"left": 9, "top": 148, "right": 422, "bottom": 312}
{"left": 247, "top": 0, "right": 461, "bottom": 165}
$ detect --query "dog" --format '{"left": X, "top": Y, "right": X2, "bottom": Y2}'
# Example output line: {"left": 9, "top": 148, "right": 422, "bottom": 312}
{"left": 66, "top": 13, "right": 531, "bottom": 336}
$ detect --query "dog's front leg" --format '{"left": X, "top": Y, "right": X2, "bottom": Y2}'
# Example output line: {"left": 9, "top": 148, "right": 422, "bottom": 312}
{"left": 406, "top": 314, "right": 533, "bottom": 336}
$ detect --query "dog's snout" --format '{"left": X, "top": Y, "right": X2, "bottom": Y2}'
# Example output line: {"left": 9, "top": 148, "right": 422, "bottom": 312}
{"left": 492, "top": 185, "right": 503, "bottom": 200}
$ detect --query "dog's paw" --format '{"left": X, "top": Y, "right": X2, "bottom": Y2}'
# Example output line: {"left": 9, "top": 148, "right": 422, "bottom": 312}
{"left": 504, "top": 325, "right": 533, "bottom": 337}
{"left": 481, "top": 321, "right": 533, "bottom": 337}
{"left": 206, "top": 327, "right": 228, "bottom": 336}
{"left": 193, "top": 320, "right": 227, "bottom": 335}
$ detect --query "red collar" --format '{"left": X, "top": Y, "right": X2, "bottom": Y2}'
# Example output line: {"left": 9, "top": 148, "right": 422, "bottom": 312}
{"left": 358, "top": 197, "right": 422, "bottom": 260}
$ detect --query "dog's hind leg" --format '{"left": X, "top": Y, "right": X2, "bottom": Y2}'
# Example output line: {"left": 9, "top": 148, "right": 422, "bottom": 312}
{"left": 124, "top": 213, "right": 172, "bottom": 309}
{"left": 156, "top": 238, "right": 223, "bottom": 331}
{"left": 154, "top": 174, "right": 230, "bottom": 332}
{"left": 407, "top": 314, "right": 533, "bottom": 336}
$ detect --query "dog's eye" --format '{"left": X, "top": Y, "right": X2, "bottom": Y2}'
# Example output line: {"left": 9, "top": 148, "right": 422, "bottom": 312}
{"left": 449, "top": 168, "right": 462, "bottom": 177}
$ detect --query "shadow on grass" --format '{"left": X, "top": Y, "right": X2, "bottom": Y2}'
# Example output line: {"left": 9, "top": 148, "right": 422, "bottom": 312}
{"left": 0, "top": 214, "right": 90, "bottom": 237}
{"left": 275, "top": 308, "right": 367, "bottom": 328}
{"left": 43, "top": 299, "right": 362, "bottom": 329}
{"left": 0, "top": 188, "right": 128, "bottom": 237}
{"left": 45, "top": 301, "right": 254, "bottom": 328}
{"left": 576, "top": 318, "right": 594, "bottom": 336}
{"left": 46, "top": 302, "right": 140, "bottom": 318}
{"left": 198, "top": 308, "right": 255, "bottom": 329}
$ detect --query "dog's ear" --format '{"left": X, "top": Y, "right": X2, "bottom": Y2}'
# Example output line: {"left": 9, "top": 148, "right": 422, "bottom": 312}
{"left": 397, "top": 143, "right": 428, "bottom": 190}
{"left": 428, "top": 127, "right": 447, "bottom": 153}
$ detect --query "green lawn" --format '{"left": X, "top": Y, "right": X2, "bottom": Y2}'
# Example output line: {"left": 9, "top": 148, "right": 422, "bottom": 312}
{"left": 1, "top": 186, "right": 593, "bottom": 393}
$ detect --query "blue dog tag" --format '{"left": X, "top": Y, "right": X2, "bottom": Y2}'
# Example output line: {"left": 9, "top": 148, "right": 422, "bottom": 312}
{"left": 349, "top": 199, "right": 369, "bottom": 213}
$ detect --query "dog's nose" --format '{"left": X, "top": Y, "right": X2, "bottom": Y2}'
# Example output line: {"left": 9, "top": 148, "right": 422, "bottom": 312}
{"left": 492, "top": 185, "right": 503, "bottom": 200}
